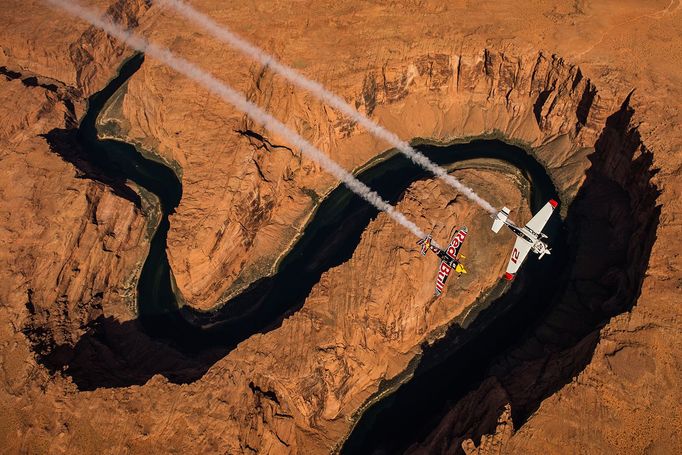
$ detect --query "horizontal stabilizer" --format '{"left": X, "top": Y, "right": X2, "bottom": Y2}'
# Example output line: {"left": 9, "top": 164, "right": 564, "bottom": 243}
{"left": 492, "top": 207, "right": 510, "bottom": 233}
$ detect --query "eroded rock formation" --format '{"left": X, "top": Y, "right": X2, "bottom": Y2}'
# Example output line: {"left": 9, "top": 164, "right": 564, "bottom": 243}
{"left": 1, "top": 0, "right": 681, "bottom": 453}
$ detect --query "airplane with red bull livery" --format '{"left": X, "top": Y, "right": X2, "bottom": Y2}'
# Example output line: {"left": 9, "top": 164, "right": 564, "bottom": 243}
{"left": 417, "top": 226, "right": 468, "bottom": 296}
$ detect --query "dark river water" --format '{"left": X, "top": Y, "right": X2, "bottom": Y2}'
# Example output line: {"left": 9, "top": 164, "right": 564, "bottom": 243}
{"left": 72, "top": 53, "right": 566, "bottom": 453}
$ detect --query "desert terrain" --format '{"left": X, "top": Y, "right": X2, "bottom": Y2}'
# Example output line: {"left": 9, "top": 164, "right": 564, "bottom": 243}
{"left": 0, "top": 0, "right": 680, "bottom": 453}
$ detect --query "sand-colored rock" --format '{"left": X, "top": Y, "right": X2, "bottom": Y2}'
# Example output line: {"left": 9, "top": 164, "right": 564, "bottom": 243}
{"left": 117, "top": 4, "right": 611, "bottom": 309}
{"left": 0, "top": 0, "right": 152, "bottom": 97}
{"left": 0, "top": 0, "right": 681, "bottom": 454}
{"left": 0, "top": 38, "right": 150, "bottom": 455}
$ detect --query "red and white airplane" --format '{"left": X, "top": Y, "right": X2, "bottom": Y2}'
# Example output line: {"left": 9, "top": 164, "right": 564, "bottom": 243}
{"left": 492, "top": 200, "right": 558, "bottom": 281}
{"left": 417, "top": 226, "right": 468, "bottom": 296}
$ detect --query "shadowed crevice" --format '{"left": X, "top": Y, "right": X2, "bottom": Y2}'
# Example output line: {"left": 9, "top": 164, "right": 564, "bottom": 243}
{"left": 532, "top": 89, "right": 553, "bottom": 127}
{"left": 41, "top": 127, "right": 142, "bottom": 207}
{"left": 575, "top": 80, "right": 597, "bottom": 130}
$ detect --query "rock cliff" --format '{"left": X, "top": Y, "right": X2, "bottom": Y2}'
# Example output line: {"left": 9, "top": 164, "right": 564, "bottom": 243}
{"left": 0, "top": 0, "right": 680, "bottom": 454}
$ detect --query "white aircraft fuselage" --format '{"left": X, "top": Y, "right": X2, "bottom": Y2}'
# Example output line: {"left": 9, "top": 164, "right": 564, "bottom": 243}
{"left": 498, "top": 218, "right": 551, "bottom": 259}
{"left": 492, "top": 199, "right": 558, "bottom": 280}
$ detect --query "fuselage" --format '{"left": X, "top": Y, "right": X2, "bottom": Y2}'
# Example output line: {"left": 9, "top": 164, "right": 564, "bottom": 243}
{"left": 429, "top": 245, "right": 460, "bottom": 267}
{"left": 431, "top": 246, "right": 466, "bottom": 288}
{"left": 502, "top": 220, "right": 550, "bottom": 258}
{"left": 419, "top": 227, "right": 469, "bottom": 295}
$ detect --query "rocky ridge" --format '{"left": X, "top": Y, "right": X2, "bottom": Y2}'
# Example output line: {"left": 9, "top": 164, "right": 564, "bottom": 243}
{"left": 0, "top": 0, "right": 680, "bottom": 453}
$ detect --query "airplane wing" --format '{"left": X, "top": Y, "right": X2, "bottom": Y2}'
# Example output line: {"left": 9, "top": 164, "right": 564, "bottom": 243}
{"left": 434, "top": 260, "right": 452, "bottom": 295}
{"left": 525, "top": 200, "right": 557, "bottom": 236}
{"left": 504, "top": 237, "right": 532, "bottom": 280}
{"left": 445, "top": 227, "right": 468, "bottom": 259}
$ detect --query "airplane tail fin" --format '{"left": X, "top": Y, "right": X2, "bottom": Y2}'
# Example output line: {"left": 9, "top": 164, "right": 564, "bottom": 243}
{"left": 492, "top": 207, "right": 510, "bottom": 233}
{"left": 417, "top": 235, "right": 431, "bottom": 256}
{"left": 418, "top": 227, "right": 436, "bottom": 256}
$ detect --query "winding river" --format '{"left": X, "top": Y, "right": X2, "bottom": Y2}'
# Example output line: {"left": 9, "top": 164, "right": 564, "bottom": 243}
{"left": 64, "top": 54, "right": 567, "bottom": 452}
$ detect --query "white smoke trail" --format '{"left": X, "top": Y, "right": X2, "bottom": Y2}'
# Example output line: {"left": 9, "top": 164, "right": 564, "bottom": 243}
{"left": 158, "top": 0, "right": 498, "bottom": 215}
{"left": 44, "top": 0, "right": 433, "bottom": 242}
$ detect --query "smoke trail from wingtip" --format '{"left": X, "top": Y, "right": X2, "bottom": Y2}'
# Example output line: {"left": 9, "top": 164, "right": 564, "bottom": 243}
{"left": 158, "top": 0, "right": 498, "bottom": 215}
{"left": 44, "top": 0, "right": 433, "bottom": 242}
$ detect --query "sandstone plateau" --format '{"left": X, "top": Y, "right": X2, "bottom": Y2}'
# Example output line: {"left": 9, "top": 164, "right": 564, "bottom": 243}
{"left": 1, "top": 0, "right": 681, "bottom": 454}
